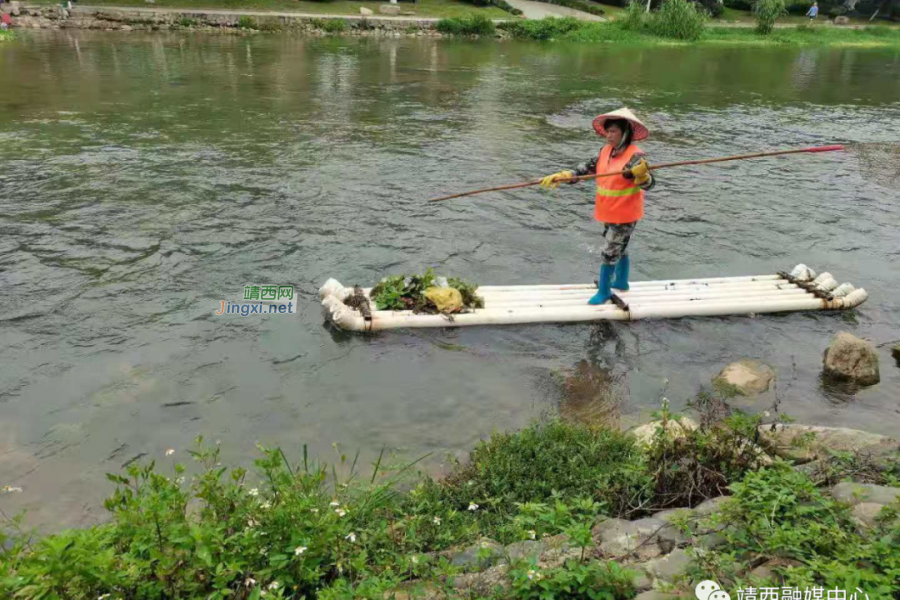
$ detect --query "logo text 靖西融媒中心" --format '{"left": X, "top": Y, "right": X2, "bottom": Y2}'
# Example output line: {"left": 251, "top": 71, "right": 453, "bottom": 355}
{"left": 214, "top": 285, "right": 295, "bottom": 316}
{"left": 696, "top": 580, "right": 871, "bottom": 600}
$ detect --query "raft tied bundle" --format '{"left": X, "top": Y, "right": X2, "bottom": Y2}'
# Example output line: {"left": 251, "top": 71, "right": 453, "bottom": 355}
{"left": 366, "top": 268, "right": 484, "bottom": 314}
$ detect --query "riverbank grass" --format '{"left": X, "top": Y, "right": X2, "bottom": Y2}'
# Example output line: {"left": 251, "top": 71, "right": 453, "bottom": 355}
{"left": 26, "top": 0, "right": 511, "bottom": 19}
{"left": 4, "top": 404, "right": 898, "bottom": 599}
{"left": 500, "top": 15, "right": 900, "bottom": 46}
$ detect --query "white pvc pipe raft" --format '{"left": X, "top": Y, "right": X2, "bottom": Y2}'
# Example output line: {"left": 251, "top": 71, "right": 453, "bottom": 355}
{"left": 318, "top": 264, "right": 868, "bottom": 332}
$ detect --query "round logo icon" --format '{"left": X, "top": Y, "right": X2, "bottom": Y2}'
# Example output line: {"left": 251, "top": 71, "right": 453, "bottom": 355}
{"left": 695, "top": 581, "right": 721, "bottom": 600}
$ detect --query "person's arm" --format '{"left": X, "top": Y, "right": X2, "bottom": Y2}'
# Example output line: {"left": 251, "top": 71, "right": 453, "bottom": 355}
{"left": 570, "top": 156, "right": 598, "bottom": 180}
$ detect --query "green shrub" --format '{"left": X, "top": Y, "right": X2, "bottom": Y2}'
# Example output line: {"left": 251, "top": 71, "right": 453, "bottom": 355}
{"left": 509, "top": 559, "right": 637, "bottom": 599}
{"left": 499, "top": 16, "right": 584, "bottom": 39}
{"left": 178, "top": 17, "right": 197, "bottom": 27}
{"left": 322, "top": 18, "right": 348, "bottom": 32}
{"left": 647, "top": 0, "right": 708, "bottom": 39}
{"left": 237, "top": 15, "right": 258, "bottom": 29}
{"left": 258, "top": 19, "right": 285, "bottom": 32}
{"left": 435, "top": 14, "right": 496, "bottom": 35}
{"left": 459, "top": 0, "right": 491, "bottom": 6}
{"left": 438, "top": 420, "right": 650, "bottom": 519}
{"left": 753, "top": 0, "right": 786, "bottom": 33}
{"left": 692, "top": 467, "right": 900, "bottom": 594}
{"left": 620, "top": 0, "right": 649, "bottom": 30}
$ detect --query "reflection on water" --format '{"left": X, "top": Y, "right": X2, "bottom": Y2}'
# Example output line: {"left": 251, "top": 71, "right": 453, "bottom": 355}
{"left": 1, "top": 31, "right": 899, "bottom": 530}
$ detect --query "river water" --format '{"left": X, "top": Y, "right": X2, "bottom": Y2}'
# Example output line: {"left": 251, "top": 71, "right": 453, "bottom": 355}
{"left": 1, "top": 31, "right": 899, "bottom": 530}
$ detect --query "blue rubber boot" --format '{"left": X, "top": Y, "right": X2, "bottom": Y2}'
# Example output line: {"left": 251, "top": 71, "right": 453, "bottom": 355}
{"left": 612, "top": 255, "right": 630, "bottom": 291}
{"left": 588, "top": 264, "right": 615, "bottom": 305}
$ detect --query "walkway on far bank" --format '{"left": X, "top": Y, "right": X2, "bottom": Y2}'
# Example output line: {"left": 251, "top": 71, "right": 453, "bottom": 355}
{"left": 504, "top": 0, "right": 605, "bottom": 21}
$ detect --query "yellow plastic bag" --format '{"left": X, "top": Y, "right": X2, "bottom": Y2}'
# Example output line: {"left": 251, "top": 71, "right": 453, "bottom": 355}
{"left": 425, "top": 287, "right": 463, "bottom": 314}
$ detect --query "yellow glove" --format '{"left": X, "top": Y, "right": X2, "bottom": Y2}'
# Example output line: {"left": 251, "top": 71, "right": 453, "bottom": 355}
{"left": 540, "top": 170, "right": 574, "bottom": 190}
{"left": 630, "top": 159, "right": 650, "bottom": 186}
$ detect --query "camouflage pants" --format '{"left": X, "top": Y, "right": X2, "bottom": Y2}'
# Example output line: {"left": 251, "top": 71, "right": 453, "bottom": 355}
{"left": 599, "top": 222, "right": 636, "bottom": 266}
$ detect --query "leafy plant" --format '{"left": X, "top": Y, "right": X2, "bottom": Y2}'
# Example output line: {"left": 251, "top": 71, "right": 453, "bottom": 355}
{"left": 647, "top": 0, "right": 708, "bottom": 40}
{"left": 321, "top": 18, "right": 348, "bottom": 33}
{"left": 498, "top": 16, "right": 583, "bottom": 40}
{"left": 509, "top": 559, "right": 636, "bottom": 599}
{"left": 237, "top": 16, "right": 258, "bottom": 29}
{"left": 368, "top": 268, "right": 483, "bottom": 313}
{"left": 691, "top": 466, "right": 900, "bottom": 595}
{"left": 178, "top": 17, "right": 197, "bottom": 27}
{"left": 435, "top": 14, "right": 496, "bottom": 35}
{"left": 753, "top": 0, "right": 787, "bottom": 34}
{"left": 438, "top": 420, "right": 651, "bottom": 523}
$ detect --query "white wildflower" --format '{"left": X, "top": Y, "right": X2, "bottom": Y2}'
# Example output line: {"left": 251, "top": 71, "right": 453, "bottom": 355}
{"left": 528, "top": 530, "right": 537, "bottom": 540}
{"left": 165, "top": 449, "right": 175, "bottom": 456}
{"left": 432, "top": 516, "right": 441, "bottom": 526}
{"left": 2, "top": 486, "right": 23, "bottom": 493}
{"left": 99, "top": 595, "right": 111, "bottom": 600}
{"left": 345, "top": 532, "right": 356, "bottom": 543}
{"left": 247, "top": 519, "right": 257, "bottom": 528}
{"left": 468, "top": 503, "right": 479, "bottom": 511}
{"left": 268, "top": 582, "right": 279, "bottom": 591}
{"left": 335, "top": 508, "right": 347, "bottom": 517}
{"left": 310, "top": 508, "right": 319, "bottom": 514}
{"left": 244, "top": 577, "right": 257, "bottom": 588}
{"left": 329, "top": 501, "right": 340, "bottom": 507}
{"left": 295, "top": 546, "right": 307, "bottom": 556}
{"left": 248, "top": 488, "right": 259, "bottom": 497}
{"left": 764, "top": 411, "right": 771, "bottom": 417}
{"left": 527, "top": 569, "right": 543, "bottom": 581}
{"left": 175, "top": 477, "right": 185, "bottom": 485}
{"left": 411, "top": 555, "right": 419, "bottom": 565}
{"left": 260, "top": 501, "right": 271, "bottom": 510}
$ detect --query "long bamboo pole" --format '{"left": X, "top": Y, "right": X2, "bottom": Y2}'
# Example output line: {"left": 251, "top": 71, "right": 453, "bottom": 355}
{"left": 428, "top": 144, "right": 844, "bottom": 203}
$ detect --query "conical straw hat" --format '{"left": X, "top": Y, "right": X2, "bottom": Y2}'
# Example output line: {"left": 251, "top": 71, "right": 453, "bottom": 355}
{"left": 592, "top": 107, "right": 649, "bottom": 141}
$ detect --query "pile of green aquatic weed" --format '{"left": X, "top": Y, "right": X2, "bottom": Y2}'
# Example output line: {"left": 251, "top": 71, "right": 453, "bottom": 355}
{"left": 368, "top": 267, "right": 485, "bottom": 313}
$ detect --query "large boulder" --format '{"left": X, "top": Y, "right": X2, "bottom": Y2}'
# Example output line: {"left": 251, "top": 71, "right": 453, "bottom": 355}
{"left": 822, "top": 332, "right": 880, "bottom": 386}
{"left": 379, "top": 4, "right": 401, "bottom": 14}
{"left": 834, "top": 15, "right": 850, "bottom": 24}
{"left": 592, "top": 517, "right": 666, "bottom": 561}
{"left": 713, "top": 359, "right": 775, "bottom": 396}
{"left": 630, "top": 417, "right": 698, "bottom": 446}
{"left": 758, "top": 424, "right": 897, "bottom": 464}
{"left": 641, "top": 548, "right": 692, "bottom": 583}
{"left": 448, "top": 539, "right": 505, "bottom": 569}
{"left": 748, "top": 557, "right": 804, "bottom": 584}
{"left": 831, "top": 482, "right": 900, "bottom": 506}
{"left": 360, "top": 7, "right": 374, "bottom": 15}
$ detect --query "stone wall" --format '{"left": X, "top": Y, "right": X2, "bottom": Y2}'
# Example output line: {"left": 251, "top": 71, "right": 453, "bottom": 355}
{"left": 7, "top": 4, "right": 455, "bottom": 35}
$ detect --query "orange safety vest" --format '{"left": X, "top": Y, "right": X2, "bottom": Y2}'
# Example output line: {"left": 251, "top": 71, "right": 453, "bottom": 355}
{"left": 594, "top": 143, "right": 644, "bottom": 224}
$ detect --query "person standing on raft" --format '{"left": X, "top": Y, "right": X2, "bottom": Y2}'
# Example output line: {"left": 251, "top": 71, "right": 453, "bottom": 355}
{"left": 539, "top": 108, "right": 655, "bottom": 306}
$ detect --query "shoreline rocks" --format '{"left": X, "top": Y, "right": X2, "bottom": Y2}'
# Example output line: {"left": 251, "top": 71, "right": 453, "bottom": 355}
{"left": 713, "top": 359, "right": 775, "bottom": 397}
{"left": 7, "top": 4, "right": 508, "bottom": 36}
{"left": 822, "top": 332, "right": 880, "bottom": 386}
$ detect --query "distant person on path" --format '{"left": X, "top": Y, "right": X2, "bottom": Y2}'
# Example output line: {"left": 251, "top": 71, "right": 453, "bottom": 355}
{"left": 1, "top": 12, "right": 12, "bottom": 30}
{"left": 806, "top": 2, "right": 819, "bottom": 20}
{"left": 538, "top": 108, "right": 656, "bottom": 307}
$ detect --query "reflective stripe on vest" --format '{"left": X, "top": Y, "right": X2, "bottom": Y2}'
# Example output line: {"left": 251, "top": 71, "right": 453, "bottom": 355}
{"left": 594, "top": 143, "right": 644, "bottom": 224}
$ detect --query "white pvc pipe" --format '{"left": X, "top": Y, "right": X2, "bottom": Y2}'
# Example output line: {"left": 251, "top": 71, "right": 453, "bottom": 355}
{"left": 319, "top": 271, "right": 869, "bottom": 332}
{"left": 477, "top": 274, "right": 782, "bottom": 292}
{"left": 484, "top": 288, "right": 811, "bottom": 309}
{"left": 476, "top": 282, "right": 800, "bottom": 302}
